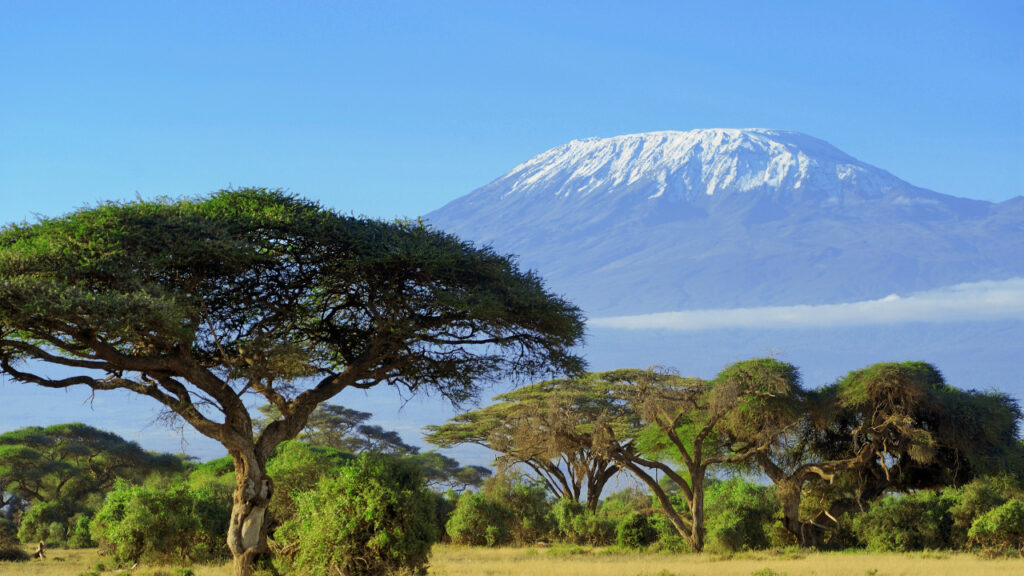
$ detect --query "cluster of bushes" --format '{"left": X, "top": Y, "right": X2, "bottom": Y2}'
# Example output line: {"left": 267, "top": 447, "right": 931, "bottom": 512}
{"left": 439, "top": 473, "right": 1024, "bottom": 557}
{"left": 852, "top": 475, "right": 1024, "bottom": 555}
{"left": 445, "top": 476, "right": 671, "bottom": 550}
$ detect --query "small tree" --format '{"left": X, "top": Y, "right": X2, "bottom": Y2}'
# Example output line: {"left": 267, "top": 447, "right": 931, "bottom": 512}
{"left": 0, "top": 189, "right": 584, "bottom": 575}
{"left": 581, "top": 360, "right": 801, "bottom": 552}
{"left": 426, "top": 376, "right": 621, "bottom": 510}
{"left": 275, "top": 453, "right": 436, "bottom": 576}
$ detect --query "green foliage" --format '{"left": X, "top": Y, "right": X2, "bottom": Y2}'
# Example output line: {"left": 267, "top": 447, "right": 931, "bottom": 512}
{"left": 551, "top": 499, "right": 616, "bottom": 546}
{"left": 446, "top": 491, "right": 513, "bottom": 546}
{"left": 265, "top": 440, "right": 350, "bottom": 528}
{"left": 944, "top": 475, "right": 1021, "bottom": 548}
{"left": 616, "top": 512, "right": 658, "bottom": 549}
{"left": 1, "top": 424, "right": 183, "bottom": 547}
{"left": 853, "top": 490, "right": 954, "bottom": 551}
{"left": 426, "top": 372, "right": 628, "bottom": 507}
{"left": 90, "top": 478, "right": 230, "bottom": 565}
{"left": 406, "top": 450, "right": 491, "bottom": 493}
{"left": 482, "top": 472, "right": 553, "bottom": 545}
{"left": 704, "top": 479, "right": 779, "bottom": 553}
{"left": 17, "top": 499, "right": 67, "bottom": 543}
{"left": 1, "top": 189, "right": 585, "bottom": 575}
{"left": 968, "top": 498, "right": 1024, "bottom": 556}
{"left": 275, "top": 452, "right": 436, "bottom": 576}
{"left": 66, "top": 514, "right": 95, "bottom": 548}
{"left": 257, "top": 404, "right": 420, "bottom": 456}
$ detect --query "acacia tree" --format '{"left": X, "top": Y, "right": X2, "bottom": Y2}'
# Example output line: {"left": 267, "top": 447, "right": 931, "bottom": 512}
{"left": 0, "top": 189, "right": 584, "bottom": 575}
{"left": 255, "top": 403, "right": 419, "bottom": 455}
{"left": 582, "top": 360, "right": 801, "bottom": 552}
{"left": 0, "top": 423, "right": 180, "bottom": 506}
{"left": 425, "top": 375, "right": 620, "bottom": 511}
{"left": 744, "top": 361, "right": 1023, "bottom": 546}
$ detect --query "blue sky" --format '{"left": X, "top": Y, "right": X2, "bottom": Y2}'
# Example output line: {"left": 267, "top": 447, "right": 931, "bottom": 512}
{"left": 2, "top": 0, "right": 1022, "bottom": 225}
{"left": 1, "top": 1, "right": 1022, "bottom": 460}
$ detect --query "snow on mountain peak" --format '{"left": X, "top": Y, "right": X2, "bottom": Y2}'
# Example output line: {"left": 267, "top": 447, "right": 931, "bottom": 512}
{"left": 493, "top": 129, "right": 907, "bottom": 202}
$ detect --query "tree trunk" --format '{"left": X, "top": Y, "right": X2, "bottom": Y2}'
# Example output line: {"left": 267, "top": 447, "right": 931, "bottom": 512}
{"left": 776, "top": 478, "right": 824, "bottom": 547}
{"left": 690, "top": 475, "right": 705, "bottom": 552}
{"left": 227, "top": 449, "right": 274, "bottom": 576}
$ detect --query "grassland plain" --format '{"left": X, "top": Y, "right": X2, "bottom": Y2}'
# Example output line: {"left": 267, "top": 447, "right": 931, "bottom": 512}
{"left": 3, "top": 545, "right": 1024, "bottom": 576}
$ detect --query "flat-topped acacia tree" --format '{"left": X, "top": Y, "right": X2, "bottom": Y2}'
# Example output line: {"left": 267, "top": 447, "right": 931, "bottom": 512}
{"left": 0, "top": 188, "right": 585, "bottom": 575}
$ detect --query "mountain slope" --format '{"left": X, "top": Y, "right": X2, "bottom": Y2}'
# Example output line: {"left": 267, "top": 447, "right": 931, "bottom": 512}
{"left": 427, "top": 129, "right": 1023, "bottom": 316}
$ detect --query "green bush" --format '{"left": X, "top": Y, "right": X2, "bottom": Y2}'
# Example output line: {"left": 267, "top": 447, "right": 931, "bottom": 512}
{"left": 265, "top": 440, "right": 350, "bottom": 529}
{"left": 275, "top": 453, "right": 437, "bottom": 576}
{"left": 17, "top": 500, "right": 69, "bottom": 543}
{"left": 67, "top": 514, "right": 95, "bottom": 548}
{"left": 616, "top": 512, "right": 658, "bottom": 549}
{"left": 853, "top": 490, "right": 954, "bottom": 551}
{"left": 600, "top": 487, "right": 651, "bottom": 520}
{"left": 432, "top": 490, "right": 459, "bottom": 543}
{"left": 483, "top": 472, "right": 553, "bottom": 545}
{"left": 551, "top": 499, "right": 615, "bottom": 546}
{"left": 704, "top": 479, "right": 778, "bottom": 553}
{"left": 945, "top": 476, "right": 1020, "bottom": 549}
{"left": 90, "top": 479, "right": 230, "bottom": 565}
{"left": 446, "top": 491, "right": 513, "bottom": 546}
{"left": 968, "top": 499, "right": 1024, "bottom": 556}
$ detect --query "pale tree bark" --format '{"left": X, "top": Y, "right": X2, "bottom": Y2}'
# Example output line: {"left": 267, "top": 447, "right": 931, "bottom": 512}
{"left": 226, "top": 449, "right": 273, "bottom": 576}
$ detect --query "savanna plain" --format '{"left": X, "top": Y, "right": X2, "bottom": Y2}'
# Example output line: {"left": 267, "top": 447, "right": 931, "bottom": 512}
{"left": 3, "top": 545, "right": 1024, "bottom": 576}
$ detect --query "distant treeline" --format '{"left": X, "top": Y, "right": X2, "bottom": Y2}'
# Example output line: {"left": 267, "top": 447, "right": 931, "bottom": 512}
{"left": 428, "top": 359, "right": 1024, "bottom": 555}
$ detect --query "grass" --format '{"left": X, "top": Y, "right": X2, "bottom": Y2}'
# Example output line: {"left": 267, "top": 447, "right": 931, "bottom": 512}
{"left": 2, "top": 544, "right": 1024, "bottom": 576}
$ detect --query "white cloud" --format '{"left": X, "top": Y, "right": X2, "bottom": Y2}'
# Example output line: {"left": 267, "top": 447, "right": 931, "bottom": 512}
{"left": 590, "top": 278, "right": 1024, "bottom": 331}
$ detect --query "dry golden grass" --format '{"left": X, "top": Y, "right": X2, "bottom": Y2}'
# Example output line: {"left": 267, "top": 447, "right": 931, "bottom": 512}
{"left": 430, "top": 545, "right": 1024, "bottom": 576}
{"left": 2, "top": 544, "right": 1024, "bottom": 576}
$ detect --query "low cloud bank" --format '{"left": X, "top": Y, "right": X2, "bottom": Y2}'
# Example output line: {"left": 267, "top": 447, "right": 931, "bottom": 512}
{"left": 590, "top": 278, "right": 1024, "bottom": 331}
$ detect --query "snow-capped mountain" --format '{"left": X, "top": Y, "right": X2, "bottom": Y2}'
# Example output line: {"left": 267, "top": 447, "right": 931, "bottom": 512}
{"left": 427, "top": 129, "right": 1023, "bottom": 316}
{"left": 488, "top": 129, "right": 905, "bottom": 203}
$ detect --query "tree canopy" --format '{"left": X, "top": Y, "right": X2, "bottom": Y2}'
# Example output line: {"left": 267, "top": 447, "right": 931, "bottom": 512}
{"left": 0, "top": 424, "right": 180, "bottom": 505}
{"left": 749, "top": 361, "right": 1023, "bottom": 545}
{"left": 425, "top": 373, "right": 622, "bottom": 510}
{"left": 0, "top": 188, "right": 585, "bottom": 575}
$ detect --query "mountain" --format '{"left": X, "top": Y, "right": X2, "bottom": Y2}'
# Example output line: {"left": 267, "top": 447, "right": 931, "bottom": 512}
{"left": 427, "top": 129, "right": 1024, "bottom": 316}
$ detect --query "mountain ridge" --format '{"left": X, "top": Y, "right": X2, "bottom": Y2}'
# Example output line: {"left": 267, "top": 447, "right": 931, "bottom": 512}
{"left": 427, "top": 129, "right": 1022, "bottom": 316}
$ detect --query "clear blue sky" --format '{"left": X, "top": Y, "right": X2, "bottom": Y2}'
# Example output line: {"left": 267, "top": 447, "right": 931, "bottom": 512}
{"left": 2, "top": 0, "right": 1022, "bottom": 225}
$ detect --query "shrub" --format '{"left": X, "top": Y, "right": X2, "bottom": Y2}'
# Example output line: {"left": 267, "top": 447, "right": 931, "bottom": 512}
{"left": 17, "top": 500, "right": 68, "bottom": 544}
{"left": 945, "top": 476, "right": 1020, "bottom": 549}
{"left": 90, "top": 479, "right": 230, "bottom": 565}
{"left": 968, "top": 499, "right": 1024, "bottom": 556}
{"left": 67, "top": 515, "right": 96, "bottom": 548}
{"left": 265, "top": 440, "right": 349, "bottom": 528}
{"left": 853, "top": 490, "right": 953, "bottom": 551}
{"left": 551, "top": 499, "right": 615, "bottom": 546}
{"left": 483, "top": 472, "right": 553, "bottom": 545}
{"left": 275, "top": 453, "right": 437, "bottom": 576}
{"left": 446, "top": 491, "right": 513, "bottom": 546}
{"left": 704, "top": 479, "right": 778, "bottom": 553}
{"left": 432, "top": 490, "right": 459, "bottom": 543}
{"left": 600, "top": 487, "right": 651, "bottom": 520}
{"left": 616, "top": 512, "right": 658, "bottom": 549}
